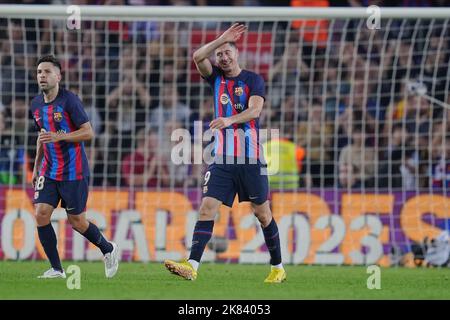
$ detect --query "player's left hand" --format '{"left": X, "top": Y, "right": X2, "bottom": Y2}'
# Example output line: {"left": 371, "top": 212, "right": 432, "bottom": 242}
{"left": 209, "top": 117, "right": 233, "bottom": 130}
{"left": 39, "top": 131, "right": 62, "bottom": 143}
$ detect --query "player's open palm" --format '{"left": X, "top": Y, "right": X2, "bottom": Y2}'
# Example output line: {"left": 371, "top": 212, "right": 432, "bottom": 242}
{"left": 39, "top": 131, "right": 60, "bottom": 143}
{"left": 220, "top": 23, "right": 247, "bottom": 43}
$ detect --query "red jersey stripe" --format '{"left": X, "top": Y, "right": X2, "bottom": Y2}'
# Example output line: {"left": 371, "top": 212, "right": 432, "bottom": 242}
{"left": 62, "top": 112, "right": 83, "bottom": 179}
{"left": 47, "top": 105, "right": 64, "bottom": 180}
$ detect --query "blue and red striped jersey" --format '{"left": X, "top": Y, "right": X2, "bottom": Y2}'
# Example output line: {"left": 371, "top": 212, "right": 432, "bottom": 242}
{"left": 204, "top": 66, "right": 265, "bottom": 161}
{"left": 30, "top": 87, "right": 90, "bottom": 181}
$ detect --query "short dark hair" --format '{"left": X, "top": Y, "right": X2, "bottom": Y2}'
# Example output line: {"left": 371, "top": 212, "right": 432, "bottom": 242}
{"left": 37, "top": 55, "right": 62, "bottom": 71}
{"left": 13, "top": 93, "right": 27, "bottom": 102}
{"left": 214, "top": 42, "right": 237, "bottom": 54}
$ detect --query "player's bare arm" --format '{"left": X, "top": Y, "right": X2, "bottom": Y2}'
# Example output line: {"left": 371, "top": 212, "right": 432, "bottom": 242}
{"left": 209, "top": 95, "right": 264, "bottom": 130}
{"left": 193, "top": 23, "right": 246, "bottom": 78}
{"left": 39, "top": 122, "right": 94, "bottom": 144}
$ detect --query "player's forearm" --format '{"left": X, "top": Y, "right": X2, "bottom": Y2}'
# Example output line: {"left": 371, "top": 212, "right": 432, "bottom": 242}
{"left": 193, "top": 37, "right": 227, "bottom": 63}
{"left": 59, "top": 126, "right": 94, "bottom": 143}
{"left": 229, "top": 106, "right": 262, "bottom": 125}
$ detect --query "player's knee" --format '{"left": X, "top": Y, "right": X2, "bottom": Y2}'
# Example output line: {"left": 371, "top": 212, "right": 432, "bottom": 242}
{"left": 35, "top": 203, "right": 54, "bottom": 226}
{"left": 199, "top": 202, "right": 218, "bottom": 220}
{"left": 255, "top": 212, "right": 272, "bottom": 227}
{"left": 253, "top": 205, "right": 272, "bottom": 227}
{"left": 67, "top": 215, "right": 88, "bottom": 232}
{"left": 35, "top": 208, "right": 53, "bottom": 226}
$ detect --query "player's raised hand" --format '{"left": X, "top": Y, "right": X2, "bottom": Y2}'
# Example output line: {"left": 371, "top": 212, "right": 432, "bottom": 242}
{"left": 219, "top": 23, "right": 247, "bottom": 43}
{"left": 210, "top": 117, "right": 233, "bottom": 130}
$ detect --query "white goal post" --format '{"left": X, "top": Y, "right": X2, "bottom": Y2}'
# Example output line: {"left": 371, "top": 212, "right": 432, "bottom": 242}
{"left": 0, "top": 5, "right": 448, "bottom": 266}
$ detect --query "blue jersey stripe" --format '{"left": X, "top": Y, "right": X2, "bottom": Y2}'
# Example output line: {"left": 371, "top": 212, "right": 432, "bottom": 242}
{"left": 58, "top": 105, "right": 77, "bottom": 180}
{"left": 31, "top": 88, "right": 89, "bottom": 181}
{"left": 55, "top": 105, "right": 70, "bottom": 180}
{"left": 209, "top": 71, "right": 262, "bottom": 161}
{"left": 249, "top": 129, "right": 255, "bottom": 158}
{"left": 239, "top": 81, "right": 247, "bottom": 107}
{"left": 213, "top": 130, "right": 219, "bottom": 157}
{"left": 226, "top": 128, "right": 234, "bottom": 156}
{"left": 214, "top": 78, "right": 220, "bottom": 118}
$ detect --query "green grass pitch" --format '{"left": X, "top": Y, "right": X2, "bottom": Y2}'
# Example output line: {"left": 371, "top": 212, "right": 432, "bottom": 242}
{"left": 0, "top": 261, "right": 449, "bottom": 300}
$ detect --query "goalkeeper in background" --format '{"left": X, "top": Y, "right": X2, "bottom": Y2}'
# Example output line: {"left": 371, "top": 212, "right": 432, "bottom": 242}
{"left": 164, "top": 23, "right": 286, "bottom": 283}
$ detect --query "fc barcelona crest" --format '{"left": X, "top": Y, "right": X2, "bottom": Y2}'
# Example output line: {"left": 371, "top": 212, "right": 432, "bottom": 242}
{"left": 234, "top": 87, "right": 243, "bottom": 96}
{"left": 53, "top": 112, "right": 62, "bottom": 122}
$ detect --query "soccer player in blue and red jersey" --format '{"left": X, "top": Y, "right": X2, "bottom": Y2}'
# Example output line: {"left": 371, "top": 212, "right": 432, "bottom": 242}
{"left": 165, "top": 24, "right": 286, "bottom": 283}
{"left": 31, "top": 55, "right": 119, "bottom": 279}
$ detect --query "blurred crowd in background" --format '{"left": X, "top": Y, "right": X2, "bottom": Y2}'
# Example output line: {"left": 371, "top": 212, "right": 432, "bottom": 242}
{"left": 0, "top": 0, "right": 449, "bottom": 191}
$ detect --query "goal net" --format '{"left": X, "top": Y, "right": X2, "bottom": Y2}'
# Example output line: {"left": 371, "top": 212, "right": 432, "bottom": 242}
{"left": 0, "top": 5, "right": 448, "bottom": 266}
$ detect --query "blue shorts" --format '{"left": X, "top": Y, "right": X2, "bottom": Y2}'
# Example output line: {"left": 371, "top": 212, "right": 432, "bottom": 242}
{"left": 202, "top": 163, "right": 269, "bottom": 207}
{"left": 33, "top": 176, "right": 89, "bottom": 215}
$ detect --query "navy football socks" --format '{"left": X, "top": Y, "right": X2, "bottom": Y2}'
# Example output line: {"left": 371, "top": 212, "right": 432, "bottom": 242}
{"left": 37, "top": 223, "right": 63, "bottom": 272}
{"left": 81, "top": 222, "right": 113, "bottom": 255}
{"left": 262, "top": 218, "right": 282, "bottom": 266}
{"left": 189, "top": 220, "right": 215, "bottom": 262}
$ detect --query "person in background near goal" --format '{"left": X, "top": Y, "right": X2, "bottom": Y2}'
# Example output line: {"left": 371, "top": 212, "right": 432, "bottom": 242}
{"left": 164, "top": 23, "right": 286, "bottom": 283}
{"left": 30, "top": 55, "right": 119, "bottom": 279}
